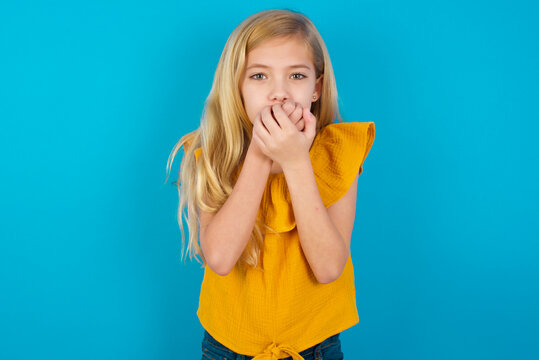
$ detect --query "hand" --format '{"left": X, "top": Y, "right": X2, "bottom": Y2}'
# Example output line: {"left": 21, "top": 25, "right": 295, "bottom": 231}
{"left": 250, "top": 101, "right": 303, "bottom": 163}
{"left": 252, "top": 103, "right": 317, "bottom": 170}
{"left": 282, "top": 101, "right": 305, "bottom": 132}
{"left": 250, "top": 101, "right": 305, "bottom": 165}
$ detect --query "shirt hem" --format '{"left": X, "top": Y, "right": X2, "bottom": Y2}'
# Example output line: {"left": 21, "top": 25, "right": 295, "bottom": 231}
{"left": 198, "top": 309, "right": 359, "bottom": 357}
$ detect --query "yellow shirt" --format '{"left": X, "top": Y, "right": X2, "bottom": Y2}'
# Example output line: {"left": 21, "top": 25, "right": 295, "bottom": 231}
{"left": 194, "top": 121, "right": 375, "bottom": 359}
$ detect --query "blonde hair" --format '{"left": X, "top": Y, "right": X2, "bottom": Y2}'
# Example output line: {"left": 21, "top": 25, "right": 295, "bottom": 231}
{"left": 164, "top": 8, "right": 343, "bottom": 274}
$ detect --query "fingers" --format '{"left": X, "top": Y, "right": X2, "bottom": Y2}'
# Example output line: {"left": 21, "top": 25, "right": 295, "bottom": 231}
{"left": 271, "top": 103, "right": 293, "bottom": 130}
{"left": 281, "top": 101, "right": 303, "bottom": 123}
{"left": 283, "top": 101, "right": 304, "bottom": 131}
{"left": 253, "top": 111, "right": 267, "bottom": 133}
{"left": 289, "top": 103, "right": 303, "bottom": 124}
{"left": 295, "top": 118, "right": 305, "bottom": 131}
{"left": 260, "top": 106, "right": 280, "bottom": 134}
{"left": 252, "top": 112, "right": 265, "bottom": 137}
{"left": 257, "top": 102, "right": 303, "bottom": 137}
{"left": 282, "top": 101, "right": 295, "bottom": 116}
{"left": 252, "top": 131, "right": 266, "bottom": 152}
{"left": 251, "top": 112, "right": 269, "bottom": 157}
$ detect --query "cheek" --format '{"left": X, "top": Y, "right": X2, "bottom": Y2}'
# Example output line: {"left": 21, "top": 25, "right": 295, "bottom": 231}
{"left": 297, "top": 86, "right": 315, "bottom": 107}
{"left": 242, "top": 99, "right": 264, "bottom": 124}
{"left": 245, "top": 103, "right": 259, "bottom": 124}
{"left": 239, "top": 93, "right": 254, "bottom": 123}
{"left": 299, "top": 97, "right": 312, "bottom": 111}
{"left": 243, "top": 99, "right": 255, "bottom": 121}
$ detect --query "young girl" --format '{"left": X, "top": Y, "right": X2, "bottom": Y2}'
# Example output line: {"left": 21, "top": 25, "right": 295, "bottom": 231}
{"left": 165, "top": 9, "right": 375, "bottom": 360}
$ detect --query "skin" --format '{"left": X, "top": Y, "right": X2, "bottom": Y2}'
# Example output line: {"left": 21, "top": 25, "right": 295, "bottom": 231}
{"left": 239, "top": 34, "right": 323, "bottom": 173}
{"left": 199, "top": 34, "right": 358, "bottom": 284}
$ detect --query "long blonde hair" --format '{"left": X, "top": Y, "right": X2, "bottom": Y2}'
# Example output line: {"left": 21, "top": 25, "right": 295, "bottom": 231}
{"left": 164, "top": 8, "right": 343, "bottom": 273}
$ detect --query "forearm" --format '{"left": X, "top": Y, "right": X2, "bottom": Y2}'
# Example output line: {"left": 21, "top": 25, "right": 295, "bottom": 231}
{"left": 204, "top": 143, "right": 271, "bottom": 275}
{"left": 282, "top": 154, "right": 348, "bottom": 284}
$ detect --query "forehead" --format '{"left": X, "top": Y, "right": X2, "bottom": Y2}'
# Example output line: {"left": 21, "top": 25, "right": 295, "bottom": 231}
{"left": 245, "top": 35, "right": 313, "bottom": 67}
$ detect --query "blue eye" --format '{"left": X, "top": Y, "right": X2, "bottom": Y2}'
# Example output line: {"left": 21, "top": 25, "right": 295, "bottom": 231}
{"left": 249, "top": 73, "right": 307, "bottom": 80}
{"left": 250, "top": 73, "right": 266, "bottom": 80}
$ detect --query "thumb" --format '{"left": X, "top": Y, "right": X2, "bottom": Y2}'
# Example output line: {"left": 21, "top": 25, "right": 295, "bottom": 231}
{"left": 303, "top": 108, "right": 317, "bottom": 137}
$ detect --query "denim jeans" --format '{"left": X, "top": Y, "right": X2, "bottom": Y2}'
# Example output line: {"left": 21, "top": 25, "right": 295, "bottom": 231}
{"left": 201, "top": 329, "right": 344, "bottom": 360}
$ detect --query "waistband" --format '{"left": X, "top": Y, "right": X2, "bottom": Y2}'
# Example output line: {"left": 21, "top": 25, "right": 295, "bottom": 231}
{"left": 203, "top": 330, "right": 340, "bottom": 360}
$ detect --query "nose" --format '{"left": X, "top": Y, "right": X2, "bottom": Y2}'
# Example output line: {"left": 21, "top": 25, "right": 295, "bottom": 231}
{"left": 269, "top": 78, "right": 290, "bottom": 103}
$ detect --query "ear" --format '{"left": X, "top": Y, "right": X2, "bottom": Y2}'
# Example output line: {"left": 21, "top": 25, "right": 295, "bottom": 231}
{"left": 313, "top": 74, "right": 324, "bottom": 99}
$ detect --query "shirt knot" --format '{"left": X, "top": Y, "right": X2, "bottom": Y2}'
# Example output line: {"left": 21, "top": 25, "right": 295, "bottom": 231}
{"left": 251, "top": 341, "right": 305, "bottom": 360}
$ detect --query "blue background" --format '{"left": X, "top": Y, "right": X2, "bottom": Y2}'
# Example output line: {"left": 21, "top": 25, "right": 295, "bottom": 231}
{"left": 1, "top": 1, "right": 538, "bottom": 359}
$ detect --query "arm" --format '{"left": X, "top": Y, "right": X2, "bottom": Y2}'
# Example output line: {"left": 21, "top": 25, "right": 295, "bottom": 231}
{"left": 199, "top": 141, "right": 271, "bottom": 276}
{"left": 199, "top": 103, "right": 305, "bottom": 275}
{"left": 252, "top": 103, "right": 358, "bottom": 284}
{"left": 283, "top": 155, "right": 358, "bottom": 284}
{"left": 200, "top": 103, "right": 309, "bottom": 276}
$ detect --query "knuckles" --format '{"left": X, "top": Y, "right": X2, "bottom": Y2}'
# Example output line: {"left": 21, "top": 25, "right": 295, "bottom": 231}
{"left": 257, "top": 103, "right": 305, "bottom": 131}
{"left": 282, "top": 101, "right": 294, "bottom": 115}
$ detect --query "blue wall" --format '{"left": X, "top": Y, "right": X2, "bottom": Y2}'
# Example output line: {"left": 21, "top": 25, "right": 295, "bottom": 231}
{"left": 1, "top": 0, "right": 537, "bottom": 359}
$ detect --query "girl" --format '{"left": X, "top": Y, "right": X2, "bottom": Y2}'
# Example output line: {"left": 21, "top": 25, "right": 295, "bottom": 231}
{"left": 165, "top": 9, "right": 375, "bottom": 360}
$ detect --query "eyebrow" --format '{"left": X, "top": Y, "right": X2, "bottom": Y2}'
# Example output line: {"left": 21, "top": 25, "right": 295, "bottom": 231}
{"left": 245, "top": 63, "right": 312, "bottom": 71}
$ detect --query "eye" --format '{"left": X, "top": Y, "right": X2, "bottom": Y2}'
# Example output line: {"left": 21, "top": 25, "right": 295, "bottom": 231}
{"left": 250, "top": 73, "right": 266, "bottom": 80}
{"left": 291, "top": 73, "right": 307, "bottom": 79}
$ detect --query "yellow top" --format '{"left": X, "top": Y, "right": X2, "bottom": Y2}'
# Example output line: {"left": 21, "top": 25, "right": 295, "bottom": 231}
{"left": 194, "top": 121, "right": 375, "bottom": 359}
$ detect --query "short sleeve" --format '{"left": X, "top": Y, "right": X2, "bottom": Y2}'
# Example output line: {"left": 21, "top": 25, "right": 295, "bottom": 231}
{"left": 310, "top": 121, "right": 375, "bottom": 208}
{"left": 259, "top": 121, "right": 375, "bottom": 233}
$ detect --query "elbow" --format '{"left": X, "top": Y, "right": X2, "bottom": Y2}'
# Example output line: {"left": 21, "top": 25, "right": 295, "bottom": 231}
{"left": 211, "top": 262, "right": 234, "bottom": 277}
{"left": 202, "top": 243, "right": 235, "bottom": 276}
{"left": 204, "top": 252, "right": 233, "bottom": 276}
{"left": 317, "top": 243, "right": 350, "bottom": 284}
{"left": 316, "top": 269, "right": 340, "bottom": 284}
{"left": 315, "top": 260, "right": 347, "bottom": 284}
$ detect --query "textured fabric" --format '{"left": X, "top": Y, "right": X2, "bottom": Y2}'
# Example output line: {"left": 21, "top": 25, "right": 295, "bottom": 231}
{"left": 194, "top": 121, "right": 375, "bottom": 359}
{"left": 201, "top": 329, "right": 343, "bottom": 360}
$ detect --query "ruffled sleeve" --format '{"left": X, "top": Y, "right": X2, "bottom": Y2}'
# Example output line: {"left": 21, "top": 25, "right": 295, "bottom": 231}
{"left": 260, "top": 121, "right": 375, "bottom": 233}
{"left": 311, "top": 121, "right": 375, "bottom": 208}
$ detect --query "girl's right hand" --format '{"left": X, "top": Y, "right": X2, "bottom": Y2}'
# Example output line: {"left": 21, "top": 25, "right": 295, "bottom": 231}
{"left": 250, "top": 111, "right": 273, "bottom": 162}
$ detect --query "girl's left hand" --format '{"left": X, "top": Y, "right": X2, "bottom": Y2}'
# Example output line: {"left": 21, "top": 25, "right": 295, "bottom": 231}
{"left": 253, "top": 103, "right": 317, "bottom": 170}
